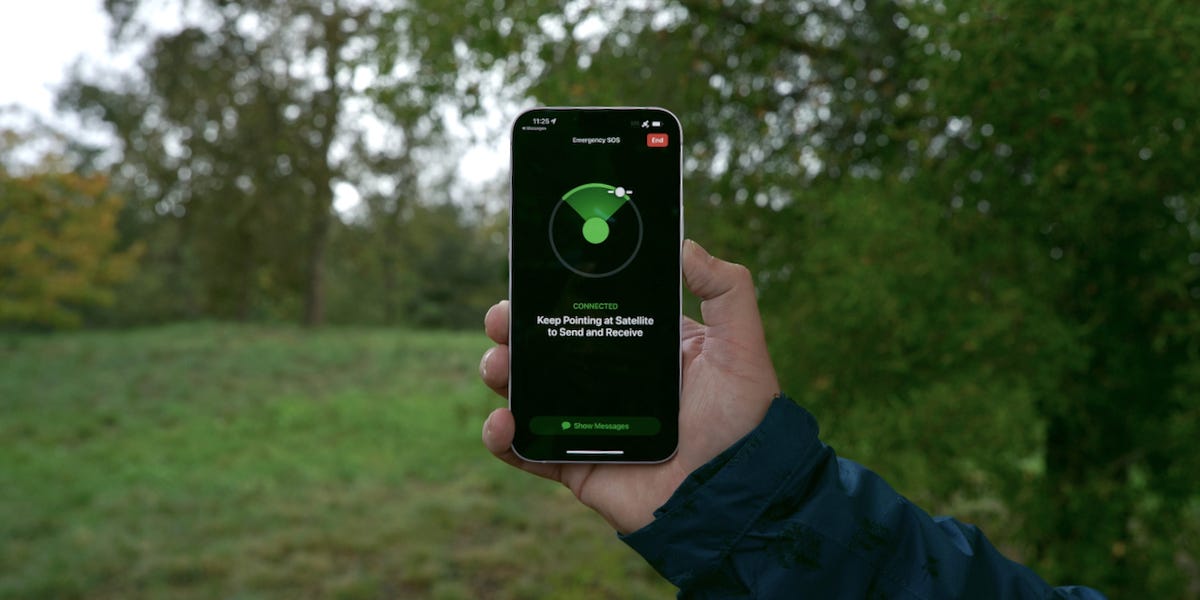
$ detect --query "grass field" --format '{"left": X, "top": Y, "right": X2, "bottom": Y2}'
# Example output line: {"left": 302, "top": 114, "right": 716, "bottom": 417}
{"left": 0, "top": 324, "right": 675, "bottom": 599}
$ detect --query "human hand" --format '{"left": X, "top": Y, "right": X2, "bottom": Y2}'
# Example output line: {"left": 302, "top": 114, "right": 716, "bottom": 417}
{"left": 479, "top": 239, "right": 780, "bottom": 533}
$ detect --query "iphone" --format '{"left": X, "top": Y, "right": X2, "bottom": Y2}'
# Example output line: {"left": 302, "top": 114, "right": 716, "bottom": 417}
{"left": 508, "top": 107, "right": 682, "bottom": 462}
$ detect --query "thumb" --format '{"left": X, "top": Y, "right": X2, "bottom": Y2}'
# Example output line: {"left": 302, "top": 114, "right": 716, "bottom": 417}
{"left": 681, "top": 238, "right": 772, "bottom": 388}
{"left": 682, "top": 239, "right": 768, "bottom": 343}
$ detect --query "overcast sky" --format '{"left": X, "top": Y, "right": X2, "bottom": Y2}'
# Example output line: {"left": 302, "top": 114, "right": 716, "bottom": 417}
{"left": 0, "top": 1, "right": 118, "bottom": 120}
{"left": 0, "top": 0, "right": 504, "bottom": 204}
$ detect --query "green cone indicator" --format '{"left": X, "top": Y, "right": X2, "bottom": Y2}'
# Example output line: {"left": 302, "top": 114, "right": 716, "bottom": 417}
{"left": 562, "top": 183, "right": 631, "bottom": 244}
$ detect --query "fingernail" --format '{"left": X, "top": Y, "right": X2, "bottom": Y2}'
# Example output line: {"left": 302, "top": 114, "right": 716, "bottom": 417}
{"left": 480, "top": 348, "right": 493, "bottom": 378}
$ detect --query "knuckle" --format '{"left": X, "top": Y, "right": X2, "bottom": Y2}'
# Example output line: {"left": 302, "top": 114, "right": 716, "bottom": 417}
{"left": 726, "top": 261, "right": 753, "bottom": 284}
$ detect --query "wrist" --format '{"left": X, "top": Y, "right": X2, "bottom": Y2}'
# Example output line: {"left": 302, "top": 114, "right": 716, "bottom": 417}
{"left": 619, "top": 395, "right": 823, "bottom": 585}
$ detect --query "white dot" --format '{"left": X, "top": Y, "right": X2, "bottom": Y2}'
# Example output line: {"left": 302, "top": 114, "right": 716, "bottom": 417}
{"left": 615, "top": 186, "right": 625, "bottom": 197}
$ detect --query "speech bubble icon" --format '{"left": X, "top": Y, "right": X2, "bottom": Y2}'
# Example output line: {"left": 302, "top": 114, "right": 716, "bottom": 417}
{"left": 561, "top": 421, "right": 572, "bottom": 431}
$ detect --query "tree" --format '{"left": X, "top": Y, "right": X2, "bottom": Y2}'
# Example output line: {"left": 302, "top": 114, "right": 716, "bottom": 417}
{"left": 906, "top": 1, "right": 1200, "bottom": 591}
{"left": 62, "top": 0, "right": 433, "bottom": 324}
{"left": 428, "top": 0, "right": 1200, "bottom": 594}
{"left": 0, "top": 160, "right": 141, "bottom": 328}
{"left": 402, "top": 0, "right": 912, "bottom": 248}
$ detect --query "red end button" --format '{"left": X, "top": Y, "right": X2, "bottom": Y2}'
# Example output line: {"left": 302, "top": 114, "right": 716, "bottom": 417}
{"left": 646, "top": 133, "right": 669, "bottom": 147}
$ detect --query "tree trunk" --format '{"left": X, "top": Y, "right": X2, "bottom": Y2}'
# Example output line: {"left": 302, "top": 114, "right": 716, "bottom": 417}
{"left": 303, "top": 198, "right": 330, "bottom": 326}
{"left": 301, "top": 7, "right": 347, "bottom": 327}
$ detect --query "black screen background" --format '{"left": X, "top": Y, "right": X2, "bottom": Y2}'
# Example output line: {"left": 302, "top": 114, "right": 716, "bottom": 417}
{"left": 509, "top": 108, "right": 681, "bottom": 462}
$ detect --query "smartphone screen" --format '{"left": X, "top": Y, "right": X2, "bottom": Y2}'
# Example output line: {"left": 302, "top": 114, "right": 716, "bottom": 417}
{"left": 508, "top": 107, "right": 682, "bottom": 463}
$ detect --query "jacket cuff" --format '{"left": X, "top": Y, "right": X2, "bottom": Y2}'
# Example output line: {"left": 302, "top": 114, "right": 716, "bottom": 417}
{"left": 619, "top": 394, "right": 828, "bottom": 587}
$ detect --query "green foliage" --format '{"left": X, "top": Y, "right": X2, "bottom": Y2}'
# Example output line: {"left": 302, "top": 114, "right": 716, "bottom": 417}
{"left": 0, "top": 324, "right": 673, "bottom": 598}
{"left": 758, "top": 182, "right": 1079, "bottom": 402}
{"left": 61, "top": 0, "right": 509, "bottom": 329}
{"left": 31, "top": 0, "right": 1200, "bottom": 595}
{"left": 755, "top": 179, "right": 1076, "bottom": 564}
{"left": 64, "top": 0, "right": 437, "bottom": 325}
{"left": 429, "top": 0, "right": 1200, "bottom": 595}
{"left": 325, "top": 201, "right": 505, "bottom": 329}
{"left": 903, "top": 1, "right": 1200, "bottom": 592}
{"left": 0, "top": 171, "right": 141, "bottom": 328}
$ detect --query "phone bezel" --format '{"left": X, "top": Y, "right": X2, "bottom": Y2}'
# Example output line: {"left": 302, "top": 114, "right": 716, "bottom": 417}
{"left": 507, "top": 106, "right": 683, "bottom": 464}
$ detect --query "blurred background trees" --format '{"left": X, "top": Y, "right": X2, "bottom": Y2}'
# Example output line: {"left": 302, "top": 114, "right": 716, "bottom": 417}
{"left": 53, "top": 0, "right": 506, "bottom": 326}
{"left": 0, "top": 132, "right": 141, "bottom": 328}
{"left": 3, "top": 0, "right": 1197, "bottom": 596}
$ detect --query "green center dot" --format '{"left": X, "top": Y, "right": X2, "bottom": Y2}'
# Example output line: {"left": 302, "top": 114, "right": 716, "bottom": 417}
{"left": 582, "top": 217, "right": 609, "bottom": 244}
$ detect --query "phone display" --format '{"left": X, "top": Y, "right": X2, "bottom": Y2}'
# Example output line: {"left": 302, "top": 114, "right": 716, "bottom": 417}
{"left": 508, "top": 107, "right": 682, "bottom": 462}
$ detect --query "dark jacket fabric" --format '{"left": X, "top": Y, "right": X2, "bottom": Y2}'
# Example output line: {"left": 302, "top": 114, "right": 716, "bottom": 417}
{"left": 621, "top": 395, "right": 1106, "bottom": 599}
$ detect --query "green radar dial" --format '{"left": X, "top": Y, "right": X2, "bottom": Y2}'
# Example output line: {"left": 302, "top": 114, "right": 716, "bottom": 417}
{"left": 549, "top": 182, "right": 643, "bottom": 278}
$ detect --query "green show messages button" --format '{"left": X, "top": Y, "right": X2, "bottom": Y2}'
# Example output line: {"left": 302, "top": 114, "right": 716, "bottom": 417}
{"left": 530, "top": 416, "right": 661, "bottom": 436}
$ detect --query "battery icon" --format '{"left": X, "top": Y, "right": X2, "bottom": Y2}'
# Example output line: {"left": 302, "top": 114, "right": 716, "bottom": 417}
{"left": 651, "top": 120, "right": 662, "bottom": 127}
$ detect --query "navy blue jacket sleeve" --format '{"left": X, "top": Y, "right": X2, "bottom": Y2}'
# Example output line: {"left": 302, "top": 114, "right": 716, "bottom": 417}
{"left": 620, "top": 395, "right": 1106, "bottom": 599}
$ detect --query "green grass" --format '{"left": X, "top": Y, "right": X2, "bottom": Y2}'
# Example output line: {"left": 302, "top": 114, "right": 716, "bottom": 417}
{"left": 0, "top": 323, "right": 674, "bottom": 599}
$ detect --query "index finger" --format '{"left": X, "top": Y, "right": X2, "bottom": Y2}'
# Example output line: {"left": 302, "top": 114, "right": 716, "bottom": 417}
{"left": 485, "top": 300, "right": 509, "bottom": 345}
